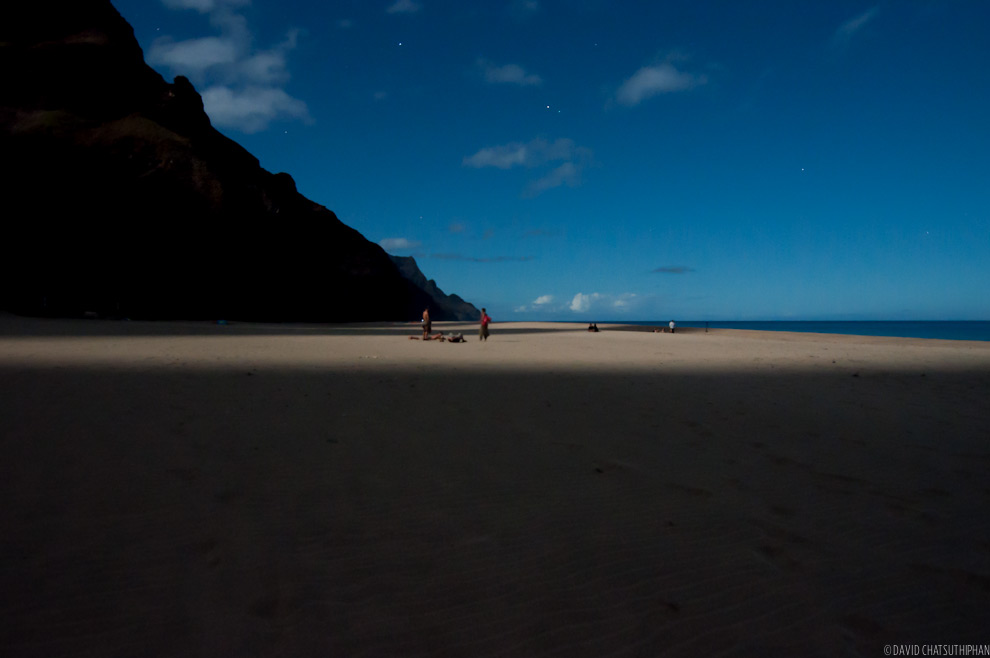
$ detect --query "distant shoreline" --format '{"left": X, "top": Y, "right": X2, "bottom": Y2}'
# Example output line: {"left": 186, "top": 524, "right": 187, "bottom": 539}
{"left": 529, "top": 320, "right": 990, "bottom": 342}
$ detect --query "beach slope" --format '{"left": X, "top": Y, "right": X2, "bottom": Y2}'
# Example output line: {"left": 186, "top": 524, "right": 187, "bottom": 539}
{"left": 2, "top": 316, "right": 989, "bottom": 656}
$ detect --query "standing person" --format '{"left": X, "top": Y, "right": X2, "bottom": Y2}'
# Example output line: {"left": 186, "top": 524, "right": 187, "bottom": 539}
{"left": 669, "top": 320, "right": 676, "bottom": 334}
{"left": 479, "top": 308, "right": 491, "bottom": 341}
{"left": 422, "top": 308, "right": 431, "bottom": 339}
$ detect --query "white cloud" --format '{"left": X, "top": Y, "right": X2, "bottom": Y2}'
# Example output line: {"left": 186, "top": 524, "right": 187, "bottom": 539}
{"left": 379, "top": 237, "right": 421, "bottom": 251}
{"left": 149, "top": 36, "right": 239, "bottom": 72}
{"left": 569, "top": 292, "right": 600, "bottom": 313}
{"left": 515, "top": 294, "right": 556, "bottom": 313}
{"left": 519, "top": 291, "right": 651, "bottom": 317}
{"left": 833, "top": 7, "right": 879, "bottom": 46}
{"left": 540, "top": 138, "right": 587, "bottom": 163}
{"left": 615, "top": 63, "right": 706, "bottom": 106}
{"left": 463, "top": 137, "right": 587, "bottom": 169}
{"left": 201, "top": 86, "right": 310, "bottom": 133}
{"left": 479, "top": 59, "right": 543, "bottom": 87}
{"left": 153, "top": 0, "right": 309, "bottom": 133}
{"left": 569, "top": 292, "right": 639, "bottom": 314}
{"left": 465, "top": 138, "right": 592, "bottom": 196}
{"left": 236, "top": 49, "right": 291, "bottom": 85}
{"left": 527, "top": 162, "right": 579, "bottom": 196}
{"left": 386, "top": 0, "right": 421, "bottom": 14}
{"left": 463, "top": 143, "right": 530, "bottom": 169}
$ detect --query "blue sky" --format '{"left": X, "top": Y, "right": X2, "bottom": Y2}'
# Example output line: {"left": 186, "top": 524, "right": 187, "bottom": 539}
{"left": 111, "top": 0, "right": 989, "bottom": 321}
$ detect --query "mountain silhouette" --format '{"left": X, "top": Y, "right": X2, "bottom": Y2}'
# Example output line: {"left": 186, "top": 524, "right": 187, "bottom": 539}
{"left": 0, "top": 0, "right": 478, "bottom": 321}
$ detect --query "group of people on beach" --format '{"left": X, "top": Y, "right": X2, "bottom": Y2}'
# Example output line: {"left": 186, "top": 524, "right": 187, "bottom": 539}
{"left": 415, "top": 312, "right": 681, "bottom": 340}
{"left": 414, "top": 307, "right": 491, "bottom": 342}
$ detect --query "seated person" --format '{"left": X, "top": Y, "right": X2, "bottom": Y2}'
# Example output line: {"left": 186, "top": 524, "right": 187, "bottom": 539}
{"left": 412, "top": 332, "right": 447, "bottom": 341}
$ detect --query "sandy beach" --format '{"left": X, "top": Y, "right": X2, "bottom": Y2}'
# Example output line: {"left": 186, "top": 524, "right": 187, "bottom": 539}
{"left": 2, "top": 314, "right": 989, "bottom": 657}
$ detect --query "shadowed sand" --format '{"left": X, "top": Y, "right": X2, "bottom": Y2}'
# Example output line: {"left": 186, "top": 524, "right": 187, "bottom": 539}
{"left": 2, "top": 315, "right": 989, "bottom": 656}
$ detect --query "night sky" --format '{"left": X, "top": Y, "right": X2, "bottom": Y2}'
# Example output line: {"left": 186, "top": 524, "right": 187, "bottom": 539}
{"left": 111, "top": 0, "right": 990, "bottom": 321}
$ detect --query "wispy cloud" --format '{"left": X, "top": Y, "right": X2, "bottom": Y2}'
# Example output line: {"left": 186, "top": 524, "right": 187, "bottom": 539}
{"left": 463, "top": 137, "right": 588, "bottom": 169}
{"left": 149, "top": 0, "right": 310, "bottom": 133}
{"left": 150, "top": 36, "right": 239, "bottom": 71}
{"left": 463, "top": 137, "right": 592, "bottom": 196}
{"left": 463, "top": 143, "right": 527, "bottom": 169}
{"left": 653, "top": 266, "right": 695, "bottom": 274}
{"left": 615, "top": 62, "right": 706, "bottom": 107}
{"left": 386, "top": 0, "right": 421, "bottom": 15}
{"left": 380, "top": 237, "right": 422, "bottom": 251}
{"left": 478, "top": 59, "right": 543, "bottom": 87}
{"left": 833, "top": 7, "right": 879, "bottom": 47}
{"left": 527, "top": 162, "right": 580, "bottom": 196}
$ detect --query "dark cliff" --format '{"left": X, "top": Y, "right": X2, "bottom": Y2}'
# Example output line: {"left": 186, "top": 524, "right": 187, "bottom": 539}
{"left": 0, "top": 0, "right": 473, "bottom": 321}
{"left": 389, "top": 256, "right": 479, "bottom": 321}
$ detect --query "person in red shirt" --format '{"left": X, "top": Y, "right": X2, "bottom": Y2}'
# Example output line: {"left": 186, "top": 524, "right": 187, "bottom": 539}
{"left": 479, "top": 308, "right": 491, "bottom": 341}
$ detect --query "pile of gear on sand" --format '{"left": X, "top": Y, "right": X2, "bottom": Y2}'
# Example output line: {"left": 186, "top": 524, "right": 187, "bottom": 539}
{"left": 409, "top": 332, "right": 466, "bottom": 342}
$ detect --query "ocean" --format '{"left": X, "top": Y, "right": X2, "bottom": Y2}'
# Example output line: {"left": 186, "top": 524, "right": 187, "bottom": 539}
{"left": 616, "top": 321, "right": 990, "bottom": 342}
